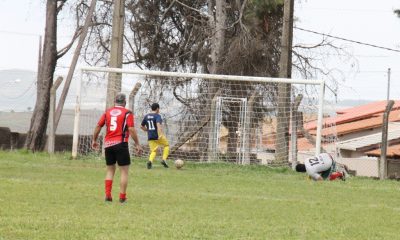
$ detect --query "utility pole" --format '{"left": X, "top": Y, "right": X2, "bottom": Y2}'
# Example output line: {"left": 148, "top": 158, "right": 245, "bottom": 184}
{"left": 48, "top": 77, "right": 63, "bottom": 154}
{"left": 380, "top": 100, "right": 394, "bottom": 180}
{"left": 276, "top": 0, "right": 294, "bottom": 165}
{"left": 128, "top": 82, "right": 141, "bottom": 154}
{"left": 106, "top": 0, "right": 125, "bottom": 109}
{"left": 291, "top": 94, "right": 303, "bottom": 169}
{"left": 387, "top": 68, "right": 391, "bottom": 102}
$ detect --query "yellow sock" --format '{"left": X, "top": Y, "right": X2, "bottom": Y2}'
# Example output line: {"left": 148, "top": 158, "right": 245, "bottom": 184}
{"left": 149, "top": 151, "right": 156, "bottom": 162}
{"left": 162, "top": 146, "right": 169, "bottom": 160}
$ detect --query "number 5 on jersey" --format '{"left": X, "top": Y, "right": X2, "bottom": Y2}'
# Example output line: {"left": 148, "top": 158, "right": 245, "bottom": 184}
{"left": 110, "top": 116, "right": 117, "bottom": 131}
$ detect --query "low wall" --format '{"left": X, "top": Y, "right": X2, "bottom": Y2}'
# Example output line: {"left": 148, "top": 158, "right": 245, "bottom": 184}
{"left": 337, "top": 157, "right": 379, "bottom": 177}
{"left": 0, "top": 127, "right": 75, "bottom": 152}
{"left": 388, "top": 159, "right": 400, "bottom": 179}
{"left": 0, "top": 127, "right": 11, "bottom": 149}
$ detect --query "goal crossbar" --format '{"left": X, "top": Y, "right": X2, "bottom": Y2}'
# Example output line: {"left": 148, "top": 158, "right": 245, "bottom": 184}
{"left": 80, "top": 66, "right": 324, "bottom": 85}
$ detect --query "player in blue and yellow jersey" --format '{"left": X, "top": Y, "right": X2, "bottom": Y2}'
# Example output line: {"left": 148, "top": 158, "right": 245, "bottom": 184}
{"left": 140, "top": 103, "right": 169, "bottom": 169}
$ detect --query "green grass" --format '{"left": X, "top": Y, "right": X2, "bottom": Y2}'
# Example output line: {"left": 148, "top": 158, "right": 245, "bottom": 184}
{"left": 1, "top": 151, "right": 400, "bottom": 240}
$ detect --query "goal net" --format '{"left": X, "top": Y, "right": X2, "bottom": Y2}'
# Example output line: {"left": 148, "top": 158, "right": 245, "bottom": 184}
{"left": 72, "top": 67, "right": 337, "bottom": 166}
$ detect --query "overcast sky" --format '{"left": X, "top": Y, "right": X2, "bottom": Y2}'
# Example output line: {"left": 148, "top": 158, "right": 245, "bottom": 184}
{"left": 0, "top": 0, "right": 399, "bottom": 101}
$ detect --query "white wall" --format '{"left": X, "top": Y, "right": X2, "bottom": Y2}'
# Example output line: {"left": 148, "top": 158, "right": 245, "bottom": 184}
{"left": 337, "top": 157, "right": 378, "bottom": 177}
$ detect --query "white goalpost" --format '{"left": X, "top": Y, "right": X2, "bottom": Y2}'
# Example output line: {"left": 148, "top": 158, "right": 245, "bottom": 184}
{"left": 72, "top": 66, "right": 329, "bottom": 165}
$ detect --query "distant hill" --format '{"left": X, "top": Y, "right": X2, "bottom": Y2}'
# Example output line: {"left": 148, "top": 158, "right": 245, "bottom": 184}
{"left": 0, "top": 68, "right": 378, "bottom": 133}
{"left": 0, "top": 69, "right": 37, "bottom": 112}
{"left": 0, "top": 109, "right": 83, "bottom": 134}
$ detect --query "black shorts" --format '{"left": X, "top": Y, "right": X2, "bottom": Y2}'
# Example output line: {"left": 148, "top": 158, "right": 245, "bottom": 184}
{"left": 105, "top": 142, "right": 131, "bottom": 166}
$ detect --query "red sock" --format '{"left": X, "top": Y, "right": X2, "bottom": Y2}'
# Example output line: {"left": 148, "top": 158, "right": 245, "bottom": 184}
{"left": 105, "top": 179, "right": 113, "bottom": 198}
{"left": 119, "top": 193, "right": 126, "bottom": 200}
{"left": 329, "top": 172, "right": 343, "bottom": 181}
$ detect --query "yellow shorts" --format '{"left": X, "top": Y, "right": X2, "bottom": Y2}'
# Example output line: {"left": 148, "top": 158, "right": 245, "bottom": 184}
{"left": 149, "top": 135, "right": 169, "bottom": 152}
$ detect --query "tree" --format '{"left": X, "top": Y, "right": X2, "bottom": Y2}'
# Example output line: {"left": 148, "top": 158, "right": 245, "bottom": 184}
{"left": 395, "top": 9, "right": 400, "bottom": 17}
{"left": 127, "top": 0, "right": 285, "bottom": 160}
{"left": 25, "top": 0, "right": 83, "bottom": 151}
{"left": 78, "top": 0, "right": 349, "bottom": 162}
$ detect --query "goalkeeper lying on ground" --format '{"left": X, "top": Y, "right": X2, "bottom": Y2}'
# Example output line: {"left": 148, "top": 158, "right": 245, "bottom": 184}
{"left": 295, "top": 153, "right": 348, "bottom": 181}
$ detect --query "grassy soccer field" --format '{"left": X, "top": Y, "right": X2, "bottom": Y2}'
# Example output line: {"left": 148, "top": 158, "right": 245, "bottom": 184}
{"left": 0, "top": 151, "right": 399, "bottom": 240}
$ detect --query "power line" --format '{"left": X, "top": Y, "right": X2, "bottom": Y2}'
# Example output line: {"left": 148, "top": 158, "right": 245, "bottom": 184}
{"left": 0, "top": 80, "right": 36, "bottom": 100}
{"left": 0, "top": 29, "right": 76, "bottom": 39}
{"left": 304, "top": 8, "right": 393, "bottom": 13}
{"left": 299, "top": 50, "right": 393, "bottom": 58}
{"left": 294, "top": 26, "right": 400, "bottom": 53}
{"left": 0, "top": 30, "right": 40, "bottom": 37}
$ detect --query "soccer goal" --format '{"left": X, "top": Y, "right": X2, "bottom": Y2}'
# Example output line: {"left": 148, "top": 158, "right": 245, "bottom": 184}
{"left": 72, "top": 66, "right": 336, "bottom": 166}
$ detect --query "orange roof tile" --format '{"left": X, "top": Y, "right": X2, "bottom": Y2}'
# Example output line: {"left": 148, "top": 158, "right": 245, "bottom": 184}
{"left": 294, "top": 137, "right": 316, "bottom": 151}
{"left": 262, "top": 135, "right": 327, "bottom": 152}
{"left": 261, "top": 135, "right": 276, "bottom": 150}
{"left": 308, "top": 110, "right": 400, "bottom": 136}
{"left": 366, "top": 143, "right": 400, "bottom": 158}
{"left": 305, "top": 100, "right": 400, "bottom": 130}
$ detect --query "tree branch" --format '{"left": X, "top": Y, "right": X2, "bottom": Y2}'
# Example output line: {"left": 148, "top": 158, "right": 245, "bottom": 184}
{"left": 175, "top": 0, "right": 209, "bottom": 18}
{"left": 229, "top": 0, "right": 247, "bottom": 30}
{"left": 57, "top": 0, "right": 67, "bottom": 14}
{"left": 57, "top": 28, "right": 82, "bottom": 59}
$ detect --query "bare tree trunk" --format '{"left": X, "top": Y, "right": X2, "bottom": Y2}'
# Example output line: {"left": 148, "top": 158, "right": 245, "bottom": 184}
{"left": 205, "top": 0, "right": 227, "bottom": 161}
{"left": 106, "top": 0, "right": 125, "bottom": 109}
{"left": 226, "top": 102, "right": 240, "bottom": 158}
{"left": 25, "top": 0, "right": 58, "bottom": 151}
{"left": 209, "top": 0, "right": 226, "bottom": 75}
{"left": 227, "top": 126, "right": 238, "bottom": 161}
{"left": 276, "top": 0, "right": 294, "bottom": 164}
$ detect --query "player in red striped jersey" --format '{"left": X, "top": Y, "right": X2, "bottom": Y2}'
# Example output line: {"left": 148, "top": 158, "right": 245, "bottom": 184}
{"left": 92, "top": 93, "right": 143, "bottom": 203}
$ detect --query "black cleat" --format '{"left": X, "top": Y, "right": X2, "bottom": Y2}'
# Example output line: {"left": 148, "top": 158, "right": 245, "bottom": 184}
{"left": 119, "top": 198, "right": 127, "bottom": 203}
{"left": 147, "top": 161, "right": 152, "bottom": 169}
{"left": 161, "top": 160, "right": 169, "bottom": 168}
{"left": 105, "top": 197, "right": 113, "bottom": 202}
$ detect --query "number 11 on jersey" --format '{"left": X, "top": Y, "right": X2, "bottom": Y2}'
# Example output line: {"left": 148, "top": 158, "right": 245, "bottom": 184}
{"left": 147, "top": 120, "right": 155, "bottom": 130}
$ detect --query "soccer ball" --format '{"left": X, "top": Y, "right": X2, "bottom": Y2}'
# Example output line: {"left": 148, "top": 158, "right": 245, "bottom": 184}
{"left": 174, "top": 159, "right": 184, "bottom": 169}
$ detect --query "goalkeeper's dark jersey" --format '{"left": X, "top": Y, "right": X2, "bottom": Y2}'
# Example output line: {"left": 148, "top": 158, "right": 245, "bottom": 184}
{"left": 141, "top": 113, "right": 162, "bottom": 140}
